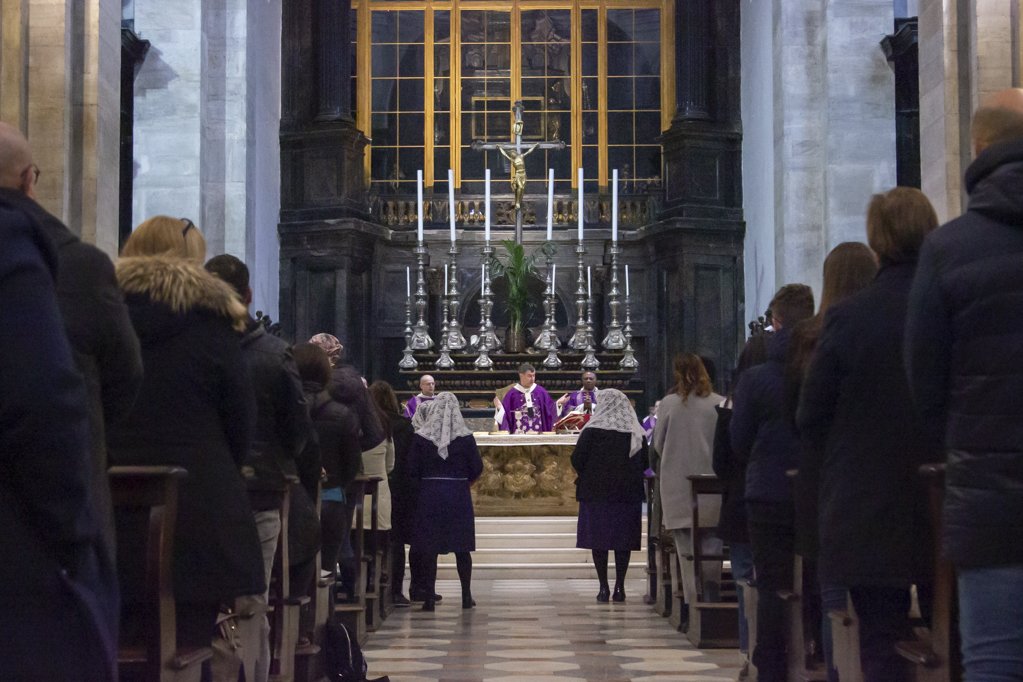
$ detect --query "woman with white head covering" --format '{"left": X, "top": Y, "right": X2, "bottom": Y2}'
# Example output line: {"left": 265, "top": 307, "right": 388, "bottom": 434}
{"left": 571, "top": 388, "right": 649, "bottom": 603}
{"left": 408, "top": 392, "right": 483, "bottom": 611}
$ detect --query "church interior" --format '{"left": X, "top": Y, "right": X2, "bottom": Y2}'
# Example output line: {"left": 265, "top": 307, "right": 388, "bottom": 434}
{"left": 1, "top": 0, "right": 1021, "bottom": 679}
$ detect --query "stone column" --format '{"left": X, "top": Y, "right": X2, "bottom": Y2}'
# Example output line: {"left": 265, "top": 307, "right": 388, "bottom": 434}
{"left": 316, "top": 0, "right": 352, "bottom": 121}
{"left": 674, "top": 0, "right": 711, "bottom": 121}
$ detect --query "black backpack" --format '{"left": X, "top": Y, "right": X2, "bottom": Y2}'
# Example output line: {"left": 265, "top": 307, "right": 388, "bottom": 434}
{"left": 324, "top": 616, "right": 390, "bottom": 682}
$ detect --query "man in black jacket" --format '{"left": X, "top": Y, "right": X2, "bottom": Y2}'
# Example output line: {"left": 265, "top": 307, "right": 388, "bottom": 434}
{"left": 906, "top": 89, "right": 1023, "bottom": 680}
{"left": 0, "top": 121, "right": 143, "bottom": 564}
{"left": 207, "top": 254, "right": 316, "bottom": 682}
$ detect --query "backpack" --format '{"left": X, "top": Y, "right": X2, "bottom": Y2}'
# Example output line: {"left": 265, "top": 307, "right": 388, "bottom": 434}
{"left": 324, "top": 615, "right": 390, "bottom": 682}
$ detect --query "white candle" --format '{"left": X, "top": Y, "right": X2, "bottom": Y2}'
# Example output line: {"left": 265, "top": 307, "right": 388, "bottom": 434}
{"left": 484, "top": 168, "right": 491, "bottom": 242}
{"left": 552, "top": 263, "right": 556, "bottom": 287}
{"left": 417, "top": 170, "right": 424, "bottom": 242}
{"left": 625, "top": 264, "right": 630, "bottom": 297}
{"left": 612, "top": 168, "right": 618, "bottom": 243}
{"left": 406, "top": 266, "right": 411, "bottom": 298}
{"left": 577, "top": 168, "right": 584, "bottom": 241}
{"left": 482, "top": 262, "right": 486, "bottom": 292}
{"left": 547, "top": 168, "right": 554, "bottom": 241}
{"left": 587, "top": 266, "right": 591, "bottom": 297}
{"left": 444, "top": 263, "right": 449, "bottom": 296}
{"left": 448, "top": 169, "right": 456, "bottom": 243}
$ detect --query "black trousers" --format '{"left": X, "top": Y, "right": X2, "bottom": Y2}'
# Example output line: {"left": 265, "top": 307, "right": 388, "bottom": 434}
{"left": 747, "top": 501, "right": 796, "bottom": 682}
{"left": 849, "top": 585, "right": 912, "bottom": 682}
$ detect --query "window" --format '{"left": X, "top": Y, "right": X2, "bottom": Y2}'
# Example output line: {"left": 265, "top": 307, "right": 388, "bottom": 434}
{"left": 354, "top": 0, "right": 670, "bottom": 195}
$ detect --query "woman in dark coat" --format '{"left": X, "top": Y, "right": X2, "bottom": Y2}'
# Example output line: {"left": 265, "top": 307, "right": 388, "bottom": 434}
{"left": 798, "top": 187, "right": 938, "bottom": 681}
{"left": 109, "top": 216, "right": 264, "bottom": 648}
{"left": 408, "top": 392, "right": 483, "bottom": 611}
{"left": 369, "top": 381, "right": 418, "bottom": 606}
{"left": 572, "top": 389, "right": 649, "bottom": 603}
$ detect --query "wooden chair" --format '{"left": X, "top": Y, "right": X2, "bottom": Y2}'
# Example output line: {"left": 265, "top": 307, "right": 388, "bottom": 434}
{"left": 682, "top": 474, "right": 738, "bottom": 648}
{"left": 110, "top": 466, "right": 212, "bottom": 682}
{"left": 896, "top": 464, "right": 961, "bottom": 682}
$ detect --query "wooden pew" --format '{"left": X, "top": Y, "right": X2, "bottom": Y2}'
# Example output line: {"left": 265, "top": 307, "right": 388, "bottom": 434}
{"left": 654, "top": 531, "right": 675, "bottom": 619}
{"left": 267, "top": 480, "right": 313, "bottom": 682}
{"left": 361, "top": 477, "right": 384, "bottom": 632}
{"left": 293, "top": 482, "right": 324, "bottom": 682}
{"left": 643, "top": 476, "right": 660, "bottom": 606}
{"left": 895, "top": 464, "right": 960, "bottom": 682}
{"left": 334, "top": 478, "right": 368, "bottom": 645}
{"left": 682, "top": 474, "right": 739, "bottom": 648}
{"left": 110, "top": 465, "right": 212, "bottom": 682}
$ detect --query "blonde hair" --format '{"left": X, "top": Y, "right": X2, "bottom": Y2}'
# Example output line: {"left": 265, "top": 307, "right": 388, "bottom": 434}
{"left": 122, "top": 216, "right": 206, "bottom": 262}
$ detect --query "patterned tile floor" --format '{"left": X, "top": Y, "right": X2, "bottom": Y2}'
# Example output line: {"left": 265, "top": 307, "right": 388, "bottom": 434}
{"left": 363, "top": 578, "right": 744, "bottom": 681}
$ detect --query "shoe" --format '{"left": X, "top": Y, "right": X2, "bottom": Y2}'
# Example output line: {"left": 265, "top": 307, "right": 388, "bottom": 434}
{"left": 422, "top": 599, "right": 435, "bottom": 612}
{"left": 462, "top": 594, "right": 476, "bottom": 609}
{"left": 410, "top": 590, "right": 443, "bottom": 603}
{"left": 612, "top": 586, "right": 625, "bottom": 602}
{"left": 393, "top": 593, "right": 411, "bottom": 607}
{"left": 597, "top": 587, "right": 610, "bottom": 603}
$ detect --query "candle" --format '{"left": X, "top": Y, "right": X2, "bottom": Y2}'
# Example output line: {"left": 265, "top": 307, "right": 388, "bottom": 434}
{"left": 625, "top": 264, "right": 630, "bottom": 297}
{"left": 612, "top": 168, "right": 618, "bottom": 243}
{"left": 547, "top": 168, "right": 554, "bottom": 241}
{"left": 417, "top": 170, "right": 424, "bottom": 242}
{"left": 448, "top": 168, "right": 456, "bottom": 243}
{"left": 587, "top": 266, "right": 591, "bottom": 297}
{"left": 482, "top": 262, "right": 486, "bottom": 293}
{"left": 577, "top": 168, "right": 584, "bottom": 241}
{"left": 552, "top": 263, "right": 556, "bottom": 287}
{"left": 484, "top": 168, "right": 491, "bottom": 242}
{"left": 444, "top": 264, "right": 449, "bottom": 296}
{"left": 406, "top": 266, "right": 411, "bottom": 298}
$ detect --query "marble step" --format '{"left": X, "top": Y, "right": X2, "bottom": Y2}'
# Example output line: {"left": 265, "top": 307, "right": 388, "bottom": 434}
{"left": 473, "top": 517, "right": 580, "bottom": 533}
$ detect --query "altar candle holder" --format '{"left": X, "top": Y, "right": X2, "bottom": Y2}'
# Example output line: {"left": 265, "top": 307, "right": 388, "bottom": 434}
{"left": 568, "top": 241, "right": 589, "bottom": 350}
{"left": 446, "top": 243, "right": 467, "bottom": 350}
{"left": 435, "top": 291, "right": 454, "bottom": 370}
{"left": 581, "top": 288, "right": 600, "bottom": 370}
{"left": 411, "top": 242, "right": 434, "bottom": 350}
{"left": 601, "top": 244, "right": 627, "bottom": 349}
{"left": 619, "top": 294, "right": 639, "bottom": 371}
{"left": 398, "top": 295, "right": 418, "bottom": 370}
{"left": 476, "top": 243, "right": 501, "bottom": 352}
{"left": 533, "top": 254, "right": 560, "bottom": 352}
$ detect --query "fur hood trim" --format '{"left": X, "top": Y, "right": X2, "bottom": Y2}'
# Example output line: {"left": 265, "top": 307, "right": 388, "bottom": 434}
{"left": 116, "top": 255, "right": 247, "bottom": 331}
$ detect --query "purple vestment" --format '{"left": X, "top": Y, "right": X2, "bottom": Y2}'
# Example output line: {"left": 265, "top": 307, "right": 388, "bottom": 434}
{"left": 499, "top": 384, "right": 557, "bottom": 434}
{"left": 403, "top": 394, "right": 435, "bottom": 420}
{"left": 559, "top": 388, "right": 598, "bottom": 418}
{"left": 641, "top": 414, "right": 657, "bottom": 444}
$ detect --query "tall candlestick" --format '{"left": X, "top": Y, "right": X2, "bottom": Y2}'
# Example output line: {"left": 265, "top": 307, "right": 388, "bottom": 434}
{"left": 444, "top": 264, "right": 448, "bottom": 296}
{"left": 417, "top": 170, "right": 424, "bottom": 241}
{"left": 612, "top": 168, "right": 618, "bottom": 242}
{"left": 578, "top": 168, "right": 584, "bottom": 240}
{"left": 587, "top": 266, "right": 591, "bottom": 297}
{"left": 406, "top": 266, "right": 411, "bottom": 298}
{"left": 448, "top": 169, "right": 456, "bottom": 243}
{"left": 547, "top": 168, "right": 554, "bottom": 241}
{"left": 484, "top": 168, "right": 491, "bottom": 242}
{"left": 625, "top": 264, "right": 630, "bottom": 297}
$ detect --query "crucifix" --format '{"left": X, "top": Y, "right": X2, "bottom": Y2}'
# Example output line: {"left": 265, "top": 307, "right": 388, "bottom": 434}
{"left": 471, "top": 100, "right": 566, "bottom": 244}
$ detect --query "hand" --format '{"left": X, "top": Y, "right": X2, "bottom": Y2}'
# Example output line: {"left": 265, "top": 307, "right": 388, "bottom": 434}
{"left": 557, "top": 394, "right": 569, "bottom": 408}
{"left": 493, "top": 397, "right": 502, "bottom": 410}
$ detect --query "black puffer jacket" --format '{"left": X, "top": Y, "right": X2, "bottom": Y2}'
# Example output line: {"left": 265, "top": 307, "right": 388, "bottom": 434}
{"left": 906, "top": 137, "right": 1023, "bottom": 568}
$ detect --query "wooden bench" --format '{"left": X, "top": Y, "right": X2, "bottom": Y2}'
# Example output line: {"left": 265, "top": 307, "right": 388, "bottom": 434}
{"left": 334, "top": 478, "right": 368, "bottom": 645}
{"left": 268, "top": 480, "right": 312, "bottom": 682}
{"left": 110, "top": 466, "right": 212, "bottom": 682}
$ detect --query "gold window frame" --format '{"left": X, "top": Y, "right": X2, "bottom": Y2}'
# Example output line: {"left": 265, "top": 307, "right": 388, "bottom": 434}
{"left": 354, "top": 0, "right": 673, "bottom": 190}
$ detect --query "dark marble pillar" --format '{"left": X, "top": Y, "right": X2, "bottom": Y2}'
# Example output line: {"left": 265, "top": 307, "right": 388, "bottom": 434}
{"left": 674, "top": 0, "right": 712, "bottom": 121}
{"left": 316, "top": 0, "right": 352, "bottom": 121}
{"left": 882, "top": 18, "right": 921, "bottom": 188}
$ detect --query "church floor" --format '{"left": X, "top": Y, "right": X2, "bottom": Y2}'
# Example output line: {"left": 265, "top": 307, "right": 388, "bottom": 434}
{"left": 363, "top": 578, "right": 744, "bottom": 681}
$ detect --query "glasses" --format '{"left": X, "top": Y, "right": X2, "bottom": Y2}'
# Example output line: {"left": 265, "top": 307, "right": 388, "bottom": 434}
{"left": 180, "top": 218, "right": 195, "bottom": 238}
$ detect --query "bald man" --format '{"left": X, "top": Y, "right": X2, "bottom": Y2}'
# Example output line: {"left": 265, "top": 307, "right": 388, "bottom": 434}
{"left": 403, "top": 374, "right": 437, "bottom": 419}
{"left": 906, "top": 88, "right": 1023, "bottom": 680}
{"left": 0, "top": 121, "right": 142, "bottom": 560}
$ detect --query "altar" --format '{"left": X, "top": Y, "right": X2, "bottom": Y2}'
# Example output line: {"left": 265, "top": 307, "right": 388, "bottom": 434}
{"left": 470, "top": 433, "right": 580, "bottom": 517}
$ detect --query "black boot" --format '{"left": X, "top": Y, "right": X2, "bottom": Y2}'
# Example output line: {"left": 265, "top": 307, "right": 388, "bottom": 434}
{"left": 456, "top": 552, "right": 475, "bottom": 609}
{"left": 613, "top": 550, "right": 630, "bottom": 602}
{"left": 593, "top": 550, "right": 610, "bottom": 602}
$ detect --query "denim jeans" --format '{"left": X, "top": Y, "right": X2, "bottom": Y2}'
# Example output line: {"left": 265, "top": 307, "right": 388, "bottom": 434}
{"left": 729, "top": 542, "right": 755, "bottom": 654}
{"left": 958, "top": 565, "right": 1023, "bottom": 682}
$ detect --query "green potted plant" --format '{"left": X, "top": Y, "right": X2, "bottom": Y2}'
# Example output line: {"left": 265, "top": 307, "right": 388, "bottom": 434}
{"left": 488, "top": 239, "right": 555, "bottom": 353}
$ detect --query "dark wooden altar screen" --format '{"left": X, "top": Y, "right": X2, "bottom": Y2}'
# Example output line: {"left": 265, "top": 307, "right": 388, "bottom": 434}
{"left": 278, "top": 0, "right": 744, "bottom": 408}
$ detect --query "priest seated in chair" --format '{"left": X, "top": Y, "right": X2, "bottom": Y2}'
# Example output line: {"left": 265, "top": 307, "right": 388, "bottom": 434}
{"left": 556, "top": 370, "right": 599, "bottom": 418}
{"left": 403, "top": 374, "right": 436, "bottom": 419}
{"left": 495, "top": 363, "right": 558, "bottom": 434}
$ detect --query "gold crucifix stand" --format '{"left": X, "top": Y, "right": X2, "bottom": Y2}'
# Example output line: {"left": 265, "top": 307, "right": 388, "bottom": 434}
{"left": 471, "top": 100, "right": 566, "bottom": 244}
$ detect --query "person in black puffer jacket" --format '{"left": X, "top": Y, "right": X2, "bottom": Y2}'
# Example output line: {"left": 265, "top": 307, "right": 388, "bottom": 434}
{"left": 906, "top": 90, "right": 1023, "bottom": 680}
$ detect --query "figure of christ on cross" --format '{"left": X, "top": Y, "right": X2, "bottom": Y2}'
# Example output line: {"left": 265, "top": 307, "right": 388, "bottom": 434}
{"left": 470, "top": 100, "right": 566, "bottom": 243}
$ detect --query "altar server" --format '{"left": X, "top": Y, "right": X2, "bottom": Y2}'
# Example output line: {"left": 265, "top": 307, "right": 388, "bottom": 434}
{"left": 497, "top": 363, "right": 558, "bottom": 434}
{"left": 557, "top": 370, "right": 599, "bottom": 418}
{"left": 403, "top": 374, "right": 437, "bottom": 419}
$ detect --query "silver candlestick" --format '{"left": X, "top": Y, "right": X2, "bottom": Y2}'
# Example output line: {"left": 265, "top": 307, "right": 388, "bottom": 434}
{"left": 568, "top": 241, "right": 588, "bottom": 350}
{"left": 581, "top": 290, "right": 600, "bottom": 370}
{"left": 619, "top": 294, "right": 639, "bottom": 371}
{"left": 399, "top": 295, "right": 418, "bottom": 370}
{"left": 436, "top": 290, "right": 454, "bottom": 369}
{"left": 533, "top": 253, "right": 560, "bottom": 352}
{"left": 411, "top": 242, "right": 434, "bottom": 350}
{"left": 477, "top": 243, "right": 501, "bottom": 352}
{"left": 446, "top": 243, "right": 467, "bottom": 350}
{"left": 602, "top": 244, "right": 626, "bottom": 349}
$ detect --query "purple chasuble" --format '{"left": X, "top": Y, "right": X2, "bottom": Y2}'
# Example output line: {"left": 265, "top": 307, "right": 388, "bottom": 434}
{"left": 500, "top": 384, "right": 557, "bottom": 434}
{"left": 403, "top": 394, "right": 435, "bottom": 420}
{"left": 642, "top": 414, "right": 657, "bottom": 443}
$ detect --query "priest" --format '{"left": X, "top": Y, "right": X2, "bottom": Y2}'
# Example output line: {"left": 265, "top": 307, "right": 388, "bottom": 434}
{"left": 403, "top": 374, "right": 437, "bottom": 419}
{"left": 497, "top": 363, "right": 558, "bottom": 434}
{"left": 556, "top": 370, "right": 599, "bottom": 418}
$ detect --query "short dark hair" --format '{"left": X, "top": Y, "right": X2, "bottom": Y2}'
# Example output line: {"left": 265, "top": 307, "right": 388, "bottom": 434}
{"left": 769, "top": 284, "right": 814, "bottom": 328}
{"left": 205, "top": 254, "right": 250, "bottom": 301}
{"left": 866, "top": 188, "right": 938, "bottom": 262}
{"left": 293, "top": 342, "right": 331, "bottom": 388}
{"left": 517, "top": 362, "right": 535, "bottom": 373}
{"left": 972, "top": 106, "right": 1023, "bottom": 153}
